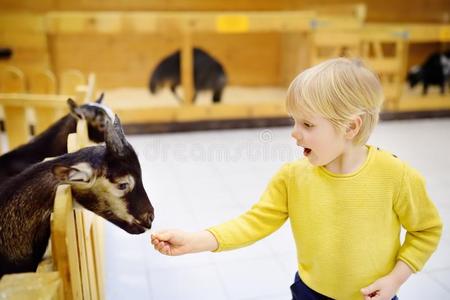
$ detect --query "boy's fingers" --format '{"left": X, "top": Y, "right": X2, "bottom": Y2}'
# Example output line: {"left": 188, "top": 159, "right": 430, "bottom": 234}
{"left": 159, "top": 231, "right": 175, "bottom": 242}
{"left": 360, "top": 283, "right": 378, "bottom": 296}
{"left": 152, "top": 231, "right": 173, "bottom": 242}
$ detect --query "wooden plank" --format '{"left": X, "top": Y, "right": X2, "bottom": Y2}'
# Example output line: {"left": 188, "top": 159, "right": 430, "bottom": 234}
{"left": 29, "top": 69, "right": 57, "bottom": 94}
{"left": 82, "top": 211, "right": 99, "bottom": 300}
{"left": 91, "top": 218, "right": 104, "bottom": 300}
{"left": 0, "top": 13, "right": 46, "bottom": 33}
{"left": 0, "top": 93, "right": 71, "bottom": 107}
{"left": 52, "top": 184, "right": 83, "bottom": 300}
{"left": 46, "top": 11, "right": 315, "bottom": 34}
{"left": 113, "top": 101, "right": 288, "bottom": 123}
{"left": 181, "top": 32, "right": 193, "bottom": 105}
{"left": 363, "top": 23, "right": 450, "bottom": 43}
{"left": 74, "top": 209, "right": 91, "bottom": 300}
{"left": 0, "top": 66, "right": 27, "bottom": 93}
{"left": 3, "top": 106, "right": 29, "bottom": 149}
{"left": 59, "top": 69, "right": 86, "bottom": 100}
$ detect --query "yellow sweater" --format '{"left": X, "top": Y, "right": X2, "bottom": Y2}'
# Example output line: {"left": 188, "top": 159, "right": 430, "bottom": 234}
{"left": 208, "top": 145, "right": 442, "bottom": 300}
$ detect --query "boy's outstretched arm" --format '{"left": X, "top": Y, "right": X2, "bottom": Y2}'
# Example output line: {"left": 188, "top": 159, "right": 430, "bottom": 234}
{"left": 151, "top": 230, "right": 219, "bottom": 256}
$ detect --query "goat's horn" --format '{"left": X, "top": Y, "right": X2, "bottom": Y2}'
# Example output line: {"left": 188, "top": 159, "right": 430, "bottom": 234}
{"left": 96, "top": 92, "right": 105, "bottom": 104}
{"left": 105, "top": 114, "right": 128, "bottom": 157}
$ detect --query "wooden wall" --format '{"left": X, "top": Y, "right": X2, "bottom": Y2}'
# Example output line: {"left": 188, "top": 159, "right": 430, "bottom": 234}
{"left": 1, "top": 0, "right": 449, "bottom": 23}
{"left": 1, "top": 0, "right": 449, "bottom": 90}
{"left": 49, "top": 32, "right": 284, "bottom": 88}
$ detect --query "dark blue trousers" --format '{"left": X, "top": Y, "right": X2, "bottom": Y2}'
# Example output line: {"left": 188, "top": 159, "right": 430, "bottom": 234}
{"left": 290, "top": 272, "right": 399, "bottom": 300}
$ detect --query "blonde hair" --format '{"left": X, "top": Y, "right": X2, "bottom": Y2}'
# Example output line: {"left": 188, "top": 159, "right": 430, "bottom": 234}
{"left": 286, "top": 58, "right": 384, "bottom": 146}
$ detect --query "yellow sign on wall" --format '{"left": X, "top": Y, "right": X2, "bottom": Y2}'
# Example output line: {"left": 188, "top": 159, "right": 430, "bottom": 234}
{"left": 216, "top": 15, "right": 249, "bottom": 33}
{"left": 439, "top": 27, "right": 450, "bottom": 42}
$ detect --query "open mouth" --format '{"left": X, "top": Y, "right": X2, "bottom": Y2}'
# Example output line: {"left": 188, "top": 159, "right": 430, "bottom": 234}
{"left": 303, "top": 148, "right": 312, "bottom": 156}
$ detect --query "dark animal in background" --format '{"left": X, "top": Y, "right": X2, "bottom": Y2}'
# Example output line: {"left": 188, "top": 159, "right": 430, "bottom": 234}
{"left": 0, "top": 93, "right": 114, "bottom": 182}
{"left": 0, "top": 116, "right": 154, "bottom": 277}
{"left": 149, "top": 47, "right": 227, "bottom": 103}
{"left": 0, "top": 48, "right": 12, "bottom": 60}
{"left": 407, "top": 50, "right": 450, "bottom": 95}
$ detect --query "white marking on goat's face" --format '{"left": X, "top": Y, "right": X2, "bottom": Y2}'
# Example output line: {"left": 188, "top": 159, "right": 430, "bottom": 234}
{"left": 90, "top": 175, "right": 136, "bottom": 224}
{"left": 87, "top": 103, "right": 115, "bottom": 120}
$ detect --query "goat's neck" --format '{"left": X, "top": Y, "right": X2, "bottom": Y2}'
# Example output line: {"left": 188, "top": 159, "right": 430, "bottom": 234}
{"left": 0, "top": 166, "right": 58, "bottom": 262}
{"left": 36, "top": 115, "right": 77, "bottom": 156}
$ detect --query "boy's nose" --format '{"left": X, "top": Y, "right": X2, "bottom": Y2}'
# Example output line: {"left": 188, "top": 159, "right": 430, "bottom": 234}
{"left": 291, "top": 128, "right": 302, "bottom": 141}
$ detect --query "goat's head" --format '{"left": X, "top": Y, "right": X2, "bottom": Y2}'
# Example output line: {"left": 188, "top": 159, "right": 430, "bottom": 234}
{"left": 52, "top": 115, "right": 154, "bottom": 234}
{"left": 67, "top": 93, "right": 115, "bottom": 143}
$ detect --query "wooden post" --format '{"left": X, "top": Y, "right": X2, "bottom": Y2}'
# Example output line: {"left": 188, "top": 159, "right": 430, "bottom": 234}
{"left": 181, "top": 30, "right": 194, "bottom": 105}
{"left": 4, "top": 106, "right": 29, "bottom": 149}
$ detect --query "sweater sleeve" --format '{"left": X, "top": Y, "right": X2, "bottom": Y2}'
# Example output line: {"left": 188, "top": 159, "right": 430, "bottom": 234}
{"left": 394, "top": 164, "right": 443, "bottom": 272}
{"left": 207, "top": 163, "right": 290, "bottom": 252}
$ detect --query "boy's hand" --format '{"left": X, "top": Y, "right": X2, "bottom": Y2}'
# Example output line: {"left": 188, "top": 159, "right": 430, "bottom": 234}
{"left": 151, "top": 229, "right": 193, "bottom": 256}
{"left": 361, "top": 260, "right": 413, "bottom": 300}
{"left": 151, "top": 229, "right": 219, "bottom": 256}
{"left": 360, "top": 275, "right": 400, "bottom": 300}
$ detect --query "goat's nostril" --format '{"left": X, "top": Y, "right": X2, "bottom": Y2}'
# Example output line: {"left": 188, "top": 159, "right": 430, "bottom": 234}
{"left": 140, "top": 212, "right": 154, "bottom": 227}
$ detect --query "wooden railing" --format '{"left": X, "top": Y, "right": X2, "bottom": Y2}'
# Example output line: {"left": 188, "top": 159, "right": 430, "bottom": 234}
{"left": 0, "top": 67, "right": 96, "bottom": 154}
{"left": 0, "top": 119, "right": 104, "bottom": 300}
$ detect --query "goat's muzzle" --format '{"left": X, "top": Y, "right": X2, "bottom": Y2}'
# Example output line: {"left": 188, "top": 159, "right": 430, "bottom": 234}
{"left": 139, "top": 211, "right": 154, "bottom": 229}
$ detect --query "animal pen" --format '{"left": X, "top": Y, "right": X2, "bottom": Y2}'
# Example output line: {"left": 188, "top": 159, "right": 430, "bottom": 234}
{"left": 1, "top": 5, "right": 450, "bottom": 134}
{"left": 1, "top": 1, "right": 450, "bottom": 299}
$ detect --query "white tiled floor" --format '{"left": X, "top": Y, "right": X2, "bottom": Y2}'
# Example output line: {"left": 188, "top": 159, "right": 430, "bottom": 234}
{"left": 105, "top": 118, "right": 450, "bottom": 300}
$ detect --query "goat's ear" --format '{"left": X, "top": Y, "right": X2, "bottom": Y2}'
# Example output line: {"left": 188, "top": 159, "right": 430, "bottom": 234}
{"left": 67, "top": 98, "right": 85, "bottom": 120}
{"left": 95, "top": 92, "right": 105, "bottom": 104}
{"left": 52, "top": 162, "right": 94, "bottom": 183}
{"left": 105, "top": 114, "right": 128, "bottom": 157}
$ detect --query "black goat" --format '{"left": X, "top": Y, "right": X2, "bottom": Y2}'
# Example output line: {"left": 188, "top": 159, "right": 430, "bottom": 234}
{"left": 0, "top": 48, "right": 12, "bottom": 60}
{"left": 0, "top": 115, "right": 154, "bottom": 277}
{"left": 149, "top": 47, "right": 227, "bottom": 103}
{"left": 0, "top": 93, "right": 114, "bottom": 182}
{"left": 407, "top": 50, "right": 450, "bottom": 95}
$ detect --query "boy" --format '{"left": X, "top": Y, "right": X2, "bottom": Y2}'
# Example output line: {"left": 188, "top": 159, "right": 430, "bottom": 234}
{"left": 151, "top": 58, "right": 442, "bottom": 300}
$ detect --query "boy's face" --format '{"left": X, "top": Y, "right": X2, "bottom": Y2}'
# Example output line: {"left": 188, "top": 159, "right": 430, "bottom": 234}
{"left": 290, "top": 110, "right": 347, "bottom": 167}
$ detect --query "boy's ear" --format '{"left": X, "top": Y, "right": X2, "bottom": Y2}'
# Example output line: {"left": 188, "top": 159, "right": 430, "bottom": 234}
{"left": 345, "top": 116, "right": 362, "bottom": 140}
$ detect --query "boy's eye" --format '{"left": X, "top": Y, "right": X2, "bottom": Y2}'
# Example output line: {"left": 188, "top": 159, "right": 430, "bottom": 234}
{"left": 304, "top": 123, "right": 313, "bottom": 128}
{"left": 117, "top": 182, "right": 129, "bottom": 190}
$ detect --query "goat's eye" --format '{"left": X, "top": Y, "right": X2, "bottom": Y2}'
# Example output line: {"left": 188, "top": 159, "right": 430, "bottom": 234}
{"left": 117, "top": 182, "right": 129, "bottom": 191}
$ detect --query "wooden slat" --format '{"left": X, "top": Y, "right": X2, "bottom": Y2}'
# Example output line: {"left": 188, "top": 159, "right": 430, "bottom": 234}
{"left": 82, "top": 211, "right": 99, "bottom": 300}
{"left": 0, "top": 13, "right": 46, "bottom": 33}
{"left": 66, "top": 119, "right": 103, "bottom": 299}
{"left": 46, "top": 11, "right": 315, "bottom": 34}
{"left": 52, "top": 184, "right": 83, "bottom": 300}
{"left": 113, "top": 101, "right": 287, "bottom": 123}
{"left": 0, "top": 66, "right": 27, "bottom": 93}
{"left": 0, "top": 93, "right": 71, "bottom": 107}
{"left": 181, "top": 32, "right": 193, "bottom": 105}
{"left": 363, "top": 23, "right": 450, "bottom": 43}
{"left": 29, "top": 69, "right": 57, "bottom": 94}
{"left": 74, "top": 209, "right": 91, "bottom": 300}
{"left": 361, "top": 30, "right": 408, "bottom": 110}
{"left": 91, "top": 218, "right": 104, "bottom": 300}
{"left": 3, "top": 106, "right": 29, "bottom": 149}
{"left": 59, "top": 69, "right": 86, "bottom": 99}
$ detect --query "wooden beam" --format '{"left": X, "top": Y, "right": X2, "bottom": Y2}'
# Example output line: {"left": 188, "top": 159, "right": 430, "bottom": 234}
{"left": 181, "top": 31, "right": 193, "bottom": 105}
